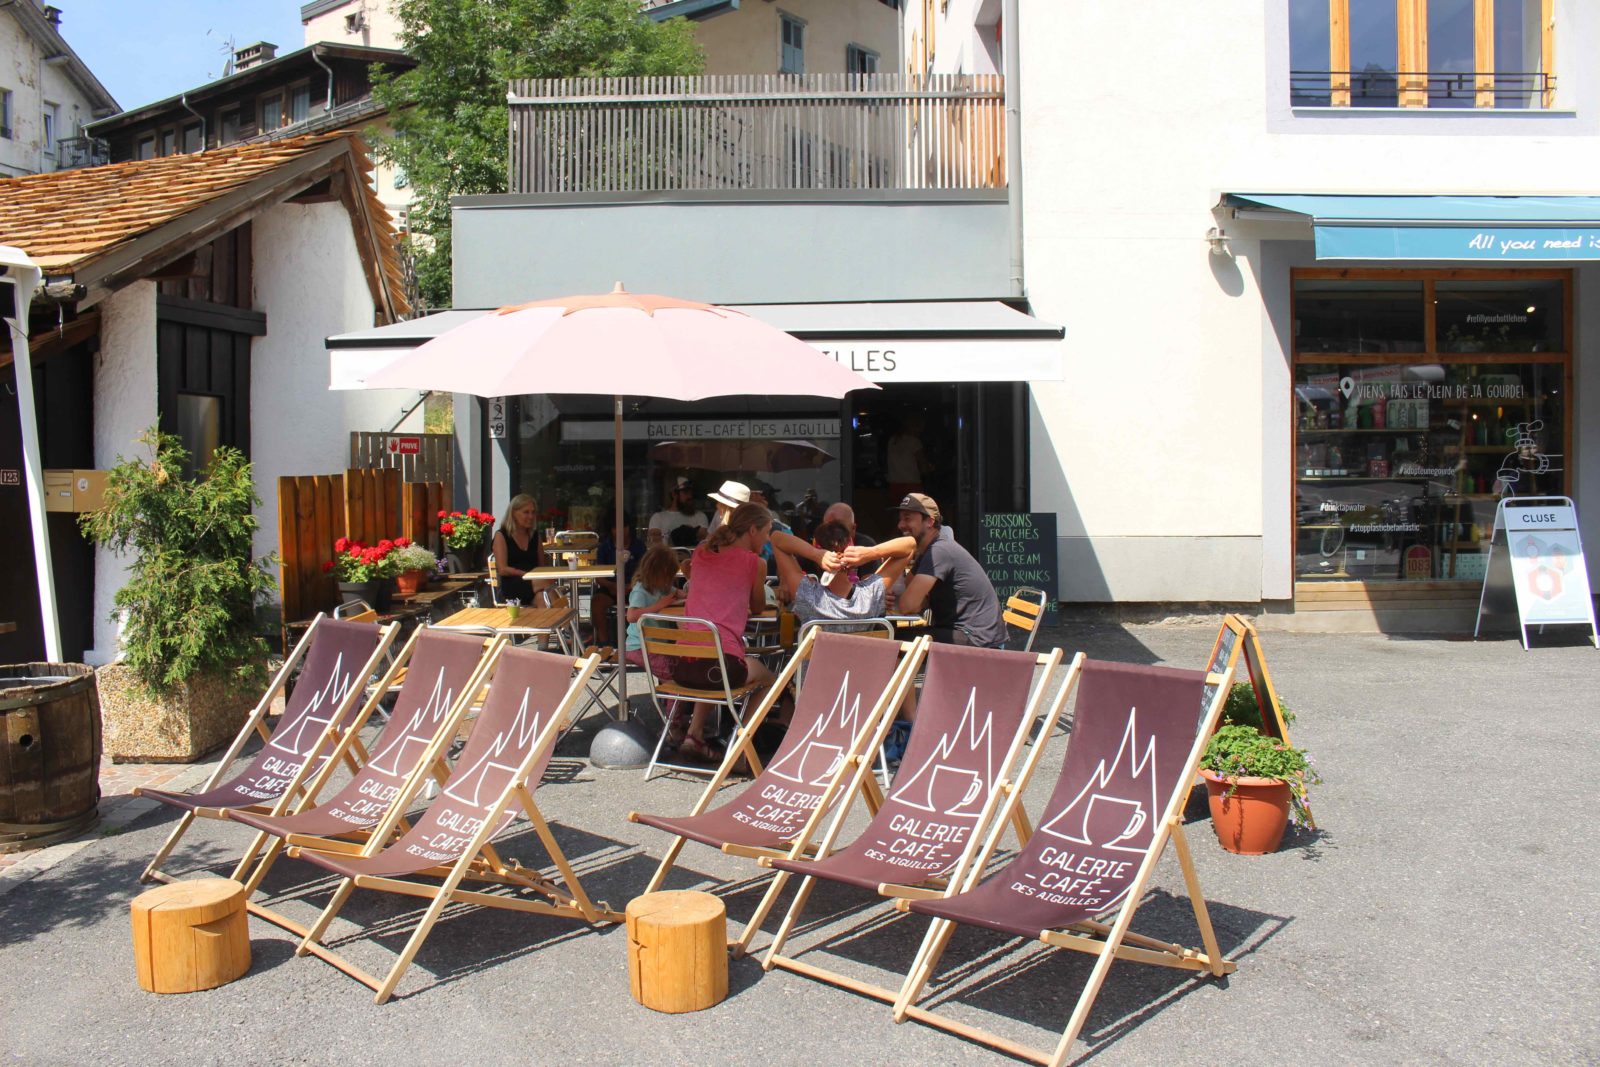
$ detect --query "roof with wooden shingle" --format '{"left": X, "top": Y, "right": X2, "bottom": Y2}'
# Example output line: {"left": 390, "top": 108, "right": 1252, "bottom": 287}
{"left": 0, "top": 131, "right": 408, "bottom": 318}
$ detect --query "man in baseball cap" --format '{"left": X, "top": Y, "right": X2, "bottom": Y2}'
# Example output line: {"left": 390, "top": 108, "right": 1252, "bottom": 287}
{"left": 880, "top": 492, "right": 1006, "bottom": 648}
{"left": 648, "top": 475, "right": 708, "bottom": 547}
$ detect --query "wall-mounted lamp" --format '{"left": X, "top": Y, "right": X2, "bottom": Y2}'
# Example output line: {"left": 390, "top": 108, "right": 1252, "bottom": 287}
{"left": 1206, "top": 226, "right": 1231, "bottom": 256}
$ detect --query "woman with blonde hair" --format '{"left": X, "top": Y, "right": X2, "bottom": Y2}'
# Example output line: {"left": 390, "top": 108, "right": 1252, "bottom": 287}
{"left": 490, "top": 493, "right": 548, "bottom": 604}
{"left": 673, "top": 502, "right": 776, "bottom": 761}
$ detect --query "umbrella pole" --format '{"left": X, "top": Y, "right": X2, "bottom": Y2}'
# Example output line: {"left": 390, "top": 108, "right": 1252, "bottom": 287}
{"left": 614, "top": 396, "right": 627, "bottom": 718}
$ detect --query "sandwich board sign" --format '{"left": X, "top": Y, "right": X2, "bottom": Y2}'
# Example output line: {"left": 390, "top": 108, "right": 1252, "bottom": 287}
{"left": 1474, "top": 496, "right": 1598, "bottom": 650}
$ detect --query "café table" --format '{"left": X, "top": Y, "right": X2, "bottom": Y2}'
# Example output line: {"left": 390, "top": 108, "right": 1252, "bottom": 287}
{"left": 434, "top": 604, "right": 577, "bottom": 649}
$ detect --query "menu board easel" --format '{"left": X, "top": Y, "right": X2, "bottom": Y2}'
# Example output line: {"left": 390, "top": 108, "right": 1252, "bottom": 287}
{"left": 1203, "top": 614, "right": 1313, "bottom": 828}
{"left": 1474, "top": 495, "right": 1598, "bottom": 650}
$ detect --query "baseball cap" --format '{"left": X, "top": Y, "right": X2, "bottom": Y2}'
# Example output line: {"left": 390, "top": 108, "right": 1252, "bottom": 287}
{"left": 708, "top": 480, "right": 752, "bottom": 509}
{"left": 892, "top": 493, "right": 941, "bottom": 523}
{"left": 672, "top": 476, "right": 693, "bottom": 491}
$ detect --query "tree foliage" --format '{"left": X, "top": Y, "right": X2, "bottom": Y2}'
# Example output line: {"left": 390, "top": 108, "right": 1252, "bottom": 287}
{"left": 370, "top": 0, "right": 705, "bottom": 306}
{"left": 80, "top": 429, "right": 275, "bottom": 694}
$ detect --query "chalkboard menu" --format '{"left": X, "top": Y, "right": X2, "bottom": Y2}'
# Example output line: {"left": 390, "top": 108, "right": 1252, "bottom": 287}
{"left": 978, "top": 512, "right": 1058, "bottom": 620}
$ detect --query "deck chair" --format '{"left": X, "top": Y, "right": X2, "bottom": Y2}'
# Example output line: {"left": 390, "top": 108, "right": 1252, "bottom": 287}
{"left": 285, "top": 646, "right": 615, "bottom": 1003}
{"left": 891, "top": 657, "right": 1237, "bottom": 1067}
{"left": 638, "top": 612, "right": 765, "bottom": 780}
{"left": 223, "top": 629, "right": 503, "bottom": 933}
{"left": 1003, "top": 587, "right": 1050, "bottom": 652}
{"left": 136, "top": 615, "right": 399, "bottom": 883}
{"left": 738, "top": 643, "right": 1067, "bottom": 974}
{"left": 628, "top": 629, "right": 928, "bottom": 897}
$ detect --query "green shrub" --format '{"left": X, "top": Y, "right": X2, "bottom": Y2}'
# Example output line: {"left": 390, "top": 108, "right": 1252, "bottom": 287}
{"left": 1222, "top": 681, "right": 1296, "bottom": 733}
{"left": 80, "top": 428, "right": 275, "bottom": 694}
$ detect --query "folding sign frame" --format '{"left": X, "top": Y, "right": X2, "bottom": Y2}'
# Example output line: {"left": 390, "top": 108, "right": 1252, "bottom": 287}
{"left": 1204, "top": 614, "right": 1312, "bottom": 829}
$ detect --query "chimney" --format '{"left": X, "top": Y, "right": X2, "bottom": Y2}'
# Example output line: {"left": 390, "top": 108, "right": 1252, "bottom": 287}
{"left": 232, "top": 41, "right": 278, "bottom": 71}
{"left": 42, "top": 6, "right": 62, "bottom": 28}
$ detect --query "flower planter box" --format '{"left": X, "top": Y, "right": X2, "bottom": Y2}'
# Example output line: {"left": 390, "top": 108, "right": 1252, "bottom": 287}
{"left": 96, "top": 664, "right": 258, "bottom": 764}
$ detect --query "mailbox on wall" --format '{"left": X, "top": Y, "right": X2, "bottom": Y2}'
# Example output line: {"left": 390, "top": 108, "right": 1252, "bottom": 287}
{"left": 43, "top": 470, "right": 107, "bottom": 513}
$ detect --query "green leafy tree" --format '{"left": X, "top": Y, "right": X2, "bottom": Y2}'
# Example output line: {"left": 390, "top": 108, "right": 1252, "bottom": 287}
{"left": 371, "top": 0, "right": 704, "bottom": 307}
{"left": 80, "top": 429, "right": 275, "bottom": 694}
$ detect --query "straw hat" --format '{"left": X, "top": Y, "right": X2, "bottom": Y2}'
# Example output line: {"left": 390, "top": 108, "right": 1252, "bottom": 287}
{"left": 708, "top": 480, "right": 752, "bottom": 509}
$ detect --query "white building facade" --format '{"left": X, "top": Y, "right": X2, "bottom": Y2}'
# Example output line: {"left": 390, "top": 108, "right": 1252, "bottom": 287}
{"left": 0, "top": 0, "right": 116, "bottom": 176}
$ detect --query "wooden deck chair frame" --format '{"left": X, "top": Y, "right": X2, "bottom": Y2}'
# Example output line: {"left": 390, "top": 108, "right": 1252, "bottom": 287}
{"left": 225, "top": 633, "right": 507, "bottom": 937}
{"left": 628, "top": 629, "right": 929, "bottom": 897}
{"left": 1003, "top": 587, "right": 1050, "bottom": 653}
{"left": 137, "top": 614, "right": 401, "bottom": 884}
{"left": 888, "top": 653, "right": 1241, "bottom": 1067}
{"left": 287, "top": 651, "right": 615, "bottom": 1003}
{"left": 733, "top": 646, "right": 1069, "bottom": 967}
{"left": 638, "top": 612, "right": 765, "bottom": 781}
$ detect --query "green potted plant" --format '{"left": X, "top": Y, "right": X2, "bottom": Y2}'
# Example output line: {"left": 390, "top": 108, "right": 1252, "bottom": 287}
{"left": 439, "top": 508, "right": 495, "bottom": 572}
{"left": 325, "top": 537, "right": 402, "bottom": 610}
{"left": 390, "top": 541, "right": 438, "bottom": 596}
{"left": 80, "top": 429, "right": 275, "bottom": 762}
{"left": 1199, "top": 723, "right": 1320, "bottom": 855}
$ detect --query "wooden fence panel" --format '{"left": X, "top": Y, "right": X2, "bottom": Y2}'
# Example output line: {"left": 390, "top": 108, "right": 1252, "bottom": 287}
{"left": 403, "top": 480, "right": 448, "bottom": 555}
{"left": 349, "top": 431, "right": 454, "bottom": 491}
{"left": 343, "top": 468, "right": 402, "bottom": 548}
{"left": 278, "top": 473, "right": 345, "bottom": 624}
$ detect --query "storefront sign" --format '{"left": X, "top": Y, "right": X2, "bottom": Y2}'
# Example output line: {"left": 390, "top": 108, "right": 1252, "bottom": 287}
{"left": 0, "top": 469, "right": 18, "bottom": 486}
{"left": 812, "top": 340, "right": 1062, "bottom": 383}
{"left": 1318, "top": 225, "right": 1600, "bottom": 262}
{"left": 978, "top": 512, "right": 1058, "bottom": 621}
{"left": 561, "top": 418, "right": 840, "bottom": 443}
{"left": 1475, "top": 496, "right": 1598, "bottom": 649}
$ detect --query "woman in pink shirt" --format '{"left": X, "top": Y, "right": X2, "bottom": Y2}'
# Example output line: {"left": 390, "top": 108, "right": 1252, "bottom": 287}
{"left": 675, "top": 502, "right": 775, "bottom": 761}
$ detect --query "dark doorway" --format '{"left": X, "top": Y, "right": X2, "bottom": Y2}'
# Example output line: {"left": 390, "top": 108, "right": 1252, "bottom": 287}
{"left": 155, "top": 295, "right": 265, "bottom": 472}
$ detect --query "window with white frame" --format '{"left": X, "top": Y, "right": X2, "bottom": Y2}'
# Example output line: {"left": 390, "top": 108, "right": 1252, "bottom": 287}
{"left": 42, "top": 102, "right": 58, "bottom": 158}
{"left": 846, "top": 44, "right": 879, "bottom": 75}
{"left": 780, "top": 13, "right": 805, "bottom": 75}
{"left": 1290, "top": 0, "right": 1554, "bottom": 109}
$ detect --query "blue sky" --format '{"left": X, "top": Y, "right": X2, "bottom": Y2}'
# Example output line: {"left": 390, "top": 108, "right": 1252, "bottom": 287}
{"left": 59, "top": 1, "right": 307, "bottom": 113}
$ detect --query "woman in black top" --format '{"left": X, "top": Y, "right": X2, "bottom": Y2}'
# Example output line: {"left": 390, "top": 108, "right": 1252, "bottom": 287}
{"left": 491, "top": 493, "right": 548, "bottom": 603}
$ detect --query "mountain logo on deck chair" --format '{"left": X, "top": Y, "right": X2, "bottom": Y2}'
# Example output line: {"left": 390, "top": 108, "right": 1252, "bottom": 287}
{"left": 888, "top": 688, "right": 995, "bottom": 819}
{"left": 1040, "top": 707, "right": 1160, "bottom": 854}
{"left": 365, "top": 668, "right": 456, "bottom": 778}
{"left": 266, "top": 651, "right": 357, "bottom": 757}
{"left": 765, "top": 671, "right": 864, "bottom": 787}
{"left": 443, "top": 689, "right": 544, "bottom": 808}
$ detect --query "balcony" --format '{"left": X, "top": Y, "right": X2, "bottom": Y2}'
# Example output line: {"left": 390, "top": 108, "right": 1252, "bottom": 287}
{"left": 55, "top": 136, "right": 109, "bottom": 170}
{"left": 507, "top": 73, "right": 1005, "bottom": 194}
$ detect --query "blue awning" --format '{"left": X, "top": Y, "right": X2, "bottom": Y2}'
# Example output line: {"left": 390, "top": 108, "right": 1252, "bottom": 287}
{"left": 1226, "top": 193, "right": 1600, "bottom": 261}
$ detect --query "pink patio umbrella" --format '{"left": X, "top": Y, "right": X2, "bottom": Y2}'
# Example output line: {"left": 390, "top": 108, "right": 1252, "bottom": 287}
{"left": 363, "top": 284, "right": 876, "bottom": 712}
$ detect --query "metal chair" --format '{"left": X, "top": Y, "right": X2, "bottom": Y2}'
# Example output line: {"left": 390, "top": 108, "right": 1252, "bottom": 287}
{"left": 1001, "top": 587, "right": 1050, "bottom": 652}
{"left": 638, "top": 612, "right": 763, "bottom": 781}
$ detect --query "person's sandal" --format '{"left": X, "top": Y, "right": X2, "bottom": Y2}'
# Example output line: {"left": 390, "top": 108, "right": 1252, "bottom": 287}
{"left": 678, "top": 734, "right": 723, "bottom": 763}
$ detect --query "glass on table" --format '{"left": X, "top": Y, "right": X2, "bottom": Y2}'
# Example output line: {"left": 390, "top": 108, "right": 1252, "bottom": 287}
{"left": 505, "top": 598, "right": 521, "bottom": 622}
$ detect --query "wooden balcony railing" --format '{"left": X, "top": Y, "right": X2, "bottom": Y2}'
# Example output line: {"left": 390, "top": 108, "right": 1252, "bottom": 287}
{"left": 507, "top": 74, "right": 1005, "bottom": 194}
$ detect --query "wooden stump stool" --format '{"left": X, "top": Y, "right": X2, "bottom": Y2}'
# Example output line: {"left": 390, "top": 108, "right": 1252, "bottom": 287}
{"left": 626, "top": 890, "right": 728, "bottom": 1013}
{"left": 130, "top": 878, "right": 251, "bottom": 993}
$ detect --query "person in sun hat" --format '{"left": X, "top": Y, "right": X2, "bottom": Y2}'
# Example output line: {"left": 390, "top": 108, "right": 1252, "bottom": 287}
{"left": 648, "top": 475, "right": 708, "bottom": 546}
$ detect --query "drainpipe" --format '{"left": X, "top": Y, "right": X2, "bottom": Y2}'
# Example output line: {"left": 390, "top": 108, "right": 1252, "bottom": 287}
{"left": 311, "top": 46, "right": 336, "bottom": 114}
{"left": 179, "top": 92, "right": 205, "bottom": 150}
{"left": 1003, "top": 0, "right": 1023, "bottom": 298}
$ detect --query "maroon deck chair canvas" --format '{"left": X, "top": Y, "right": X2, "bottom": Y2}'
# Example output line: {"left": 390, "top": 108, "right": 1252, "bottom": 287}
{"left": 283, "top": 647, "right": 615, "bottom": 1003}
{"left": 893, "top": 658, "right": 1236, "bottom": 1067}
{"left": 226, "top": 629, "right": 495, "bottom": 913}
{"left": 629, "top": 630, "right": 918, "bottom": 895}
{"left": 137, "top": 616, "right": 396, "bottom": 883}
{"left": 746, "top": 642, "right": 1061, "bottom": 967}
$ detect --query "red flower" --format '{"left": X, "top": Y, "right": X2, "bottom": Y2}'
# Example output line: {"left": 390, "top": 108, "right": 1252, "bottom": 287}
{"left": 395, "top": 537, "right": 411, "bottom": 548}
{"left": 437, "top": 510, "right": 447, "bottom": 519}
{"left": 440, "top": 522, "right": 456, "bottom": 535}
{"left": 322, "top": 561, "right": 334, "bottom": 573}
{"left": 467, "top": 507, "right": 480, "bottom": 519}
{"left": 334, "top": 536, "right": 350, "bottom": 553}
{"left": 378, "top": 539, "right": 394, "bottom": 551}
{"left": 483, "top": 514, "right": 495, "bottom": 524}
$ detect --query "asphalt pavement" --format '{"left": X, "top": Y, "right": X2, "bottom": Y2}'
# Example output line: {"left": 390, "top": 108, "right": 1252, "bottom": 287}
{"left": 2, "top": 619, "right": 1596, "bottom": 1066}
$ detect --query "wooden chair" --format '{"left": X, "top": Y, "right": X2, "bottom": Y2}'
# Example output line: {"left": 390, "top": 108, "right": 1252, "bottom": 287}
{"left": 1002, "top": 587, "right": 1050, "bottom": 652}
{"left": 629, "top": 629, "right": 928, "bottom": 899}
{"left": 222, "top": 630, "right": 505, "bottom": 935}
{"left": 891, "top": 656, "right": 1238, "bottom": 1067}
{"left": 638, "top": 612, "right": 763, "bottom": 781}
{"left": 285, "top": 647, "right": 615, "bottom": 1003}
{"left": 135, "top": 615, "right": 399, "bottom": 884}
{"left": 736, "top": 643, "right": 1071, "bottom": 982}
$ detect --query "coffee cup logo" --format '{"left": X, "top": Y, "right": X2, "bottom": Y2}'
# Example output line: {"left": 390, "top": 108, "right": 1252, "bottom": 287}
{"left": 1057, "top": 794, "right": 1146, "bottom": 848}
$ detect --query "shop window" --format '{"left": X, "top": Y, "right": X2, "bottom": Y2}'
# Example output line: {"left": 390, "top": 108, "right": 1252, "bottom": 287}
{"left": 1290, "top": 0, "right": 1554, "bottom": 109}
{"left": 1293, "top": 279, "right": 1425, "bottom": 354}
{"left": 1292, "top": 271, "right": 1569, "bottom": 585}
{"left": 290, "top": 84, "right": 311, "bottom": 125}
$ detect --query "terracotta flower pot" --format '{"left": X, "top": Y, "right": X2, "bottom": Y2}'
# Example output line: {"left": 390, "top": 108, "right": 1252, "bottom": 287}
{"left": 394, "top": 569, "right": 429, "bottom": 596}
{"left": 1201, "top": 769, "right": 1291, "bottom": 855}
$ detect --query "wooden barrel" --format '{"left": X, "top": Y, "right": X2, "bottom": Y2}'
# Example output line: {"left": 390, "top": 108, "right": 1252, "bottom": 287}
{"left": 0, "top": 663, "right": 102, "bottom": 853}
